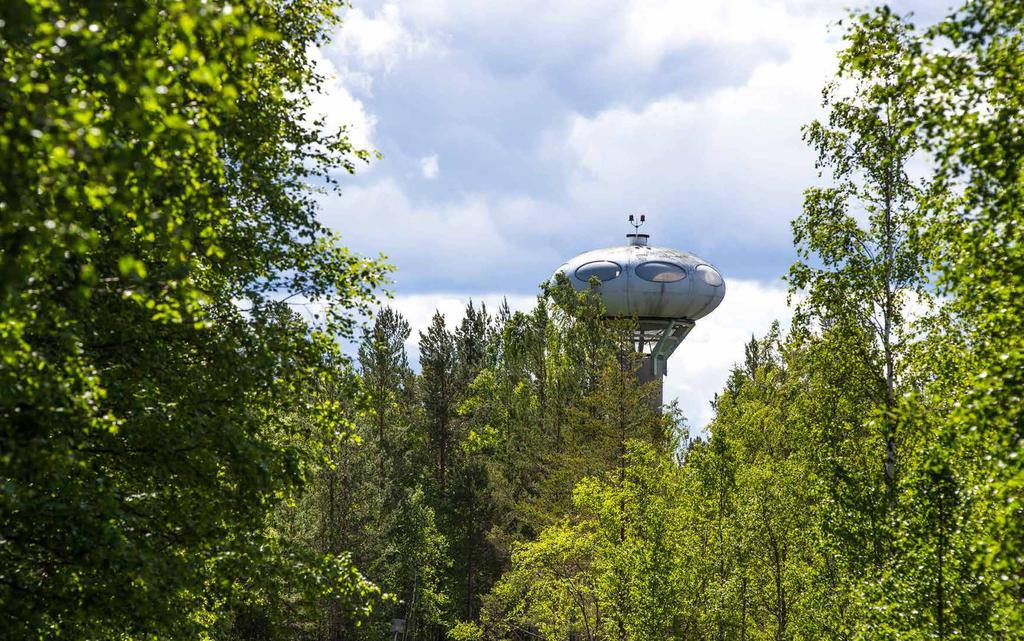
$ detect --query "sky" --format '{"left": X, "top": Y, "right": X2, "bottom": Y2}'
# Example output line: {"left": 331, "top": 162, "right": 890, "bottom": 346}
{"left": 314, "top": 0, "right": 952, "bottom": 430}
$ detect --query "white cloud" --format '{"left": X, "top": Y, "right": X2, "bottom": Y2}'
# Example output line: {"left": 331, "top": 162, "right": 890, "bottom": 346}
{"left": 396, "top": 0, "right": 613, "bottom": 41}
{"left": 386, "top": 292, "right": 535, "bottom": 335}
{"left": 420, "top": 154, "right": 440, "bottom": 179}
{"left": 309, "top": 0, "right": 861, "bottom": 290}
{"left": 313, "top": 0, "right": 852, "bottom": 255}
{"left": 302, "top": 3, "right": 435, "bottom": 160}
{"left": 611, "top": 0, "right": 816, "bottom": 68}
{"left": 558, "top": 30, "right": 838, "bottom": 249}
{"left": 319, "top": 179, "right": 566, "bottom": 291}
{"left": 394, "top": 0, "right": 841, "bottom": 78}
{"left": 329, "top": 3, "right": 435, "bottom": 74}
{"left": 306, "top": 47, "right": 377, "bottom": 152}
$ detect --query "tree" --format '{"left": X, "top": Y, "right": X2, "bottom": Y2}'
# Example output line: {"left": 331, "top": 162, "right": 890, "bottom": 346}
{"left": 790, "top": 7, "right": 928, "bottom": 505}
{"left": 483, "top": 442, "right": 686, "bottom": 641}
{"left": 359, "top": 306, "right": 416, "bottom": 483}
{"left": 911, "top": 0, "right": 1024, "bottom": 633}
{"left": 786, "top": 5, "right": 1023, "bottom": 638}
{"left": 419, "top": 303, "right": 502, "bottom": 627}
{"left": 0, "top": 0, "right": 386, "bottom": 637}
{"left": 420, "top": 312, "right": 460, "bottom": 497}
{"left": 788, "top": 10, "right": 944, "bottom": 638}
{"left": 688, "top": 329, "right": 829, "bottom": 641}
{"left": 277, "top": 368, "right": 447, "bottom": 641}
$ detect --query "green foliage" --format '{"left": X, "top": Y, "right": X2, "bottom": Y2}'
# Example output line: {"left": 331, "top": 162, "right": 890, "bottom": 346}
{"left": 449, "top": 621, "right": 485, "bottom": 641}
{"left": 0, "top": 0, "right": 386, "bottom": 638}
{"left": 791, "top": 6, "right": 929, "bottom": 501}
{"left": 4, "top": 1, "right": 1023, "bottom": 640}
{"left": 786, "top": 3, "right": 1023, "bottom": 639}
{"left": 485, "top": 442, "right": 686, "bottom": 641}
{"left": 682, "top": 329, "right": 830, "bottom": 641}
{"left": 786, "top": 9, "right": 931, "bottom": 637}
{"left": 913, "top": 1, "right": 1024, "bottom": 631}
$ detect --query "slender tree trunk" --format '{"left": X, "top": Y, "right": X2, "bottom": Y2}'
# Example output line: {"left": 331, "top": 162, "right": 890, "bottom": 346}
{"left": 882, "top": 96, "right": 899, "bottom": 509}
{"left": 327, "top": 473, "right": 338, "bottom": 641}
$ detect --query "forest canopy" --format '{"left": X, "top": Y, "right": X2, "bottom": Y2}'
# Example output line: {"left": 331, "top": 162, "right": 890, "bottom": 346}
{"left": 1, "top": 1, "right": 1022, "bottom": 641}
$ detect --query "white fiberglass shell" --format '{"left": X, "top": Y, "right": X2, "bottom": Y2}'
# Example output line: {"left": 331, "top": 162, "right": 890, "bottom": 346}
{"left": 556, "top": 243, "right": 726, "bottom": 321}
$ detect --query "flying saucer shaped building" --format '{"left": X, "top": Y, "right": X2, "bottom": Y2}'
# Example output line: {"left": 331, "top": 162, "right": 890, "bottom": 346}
{"left": 555, "top": 228, "right": 726, "bottom": 403}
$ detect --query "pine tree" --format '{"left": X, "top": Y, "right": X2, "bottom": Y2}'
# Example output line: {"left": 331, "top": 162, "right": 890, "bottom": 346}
{"left": 359, "top": 307, "right": 415, "bottom": 485}
{"left": 420, "top": 312, "right": 460, "bottom": 497}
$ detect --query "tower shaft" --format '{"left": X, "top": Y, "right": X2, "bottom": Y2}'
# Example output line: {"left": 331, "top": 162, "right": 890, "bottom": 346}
{"left": 632, "top": 318, "right": 693, "bottom": 413}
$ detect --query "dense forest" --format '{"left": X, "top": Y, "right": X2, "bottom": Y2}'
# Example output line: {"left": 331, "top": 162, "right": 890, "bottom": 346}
{"left": 1, "top": 1, "right": 1022, "bottom": 640}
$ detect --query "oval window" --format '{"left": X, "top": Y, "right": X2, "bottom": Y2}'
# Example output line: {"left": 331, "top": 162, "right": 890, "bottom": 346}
{"left": 635, "top": 261, "right": 687, "bottom": 283}
{"left": 696, "top": 264, "right": 723, "bottom": 286}
{"left": 574, "top": 260, "right": 621, "bottom": 282}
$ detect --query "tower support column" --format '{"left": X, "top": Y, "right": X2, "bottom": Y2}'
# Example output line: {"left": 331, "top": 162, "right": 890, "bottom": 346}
{"left": 637, "top": 355, "right": 664, "bottom": 411}
{"left": 633, "top": 318, "right": 693, "bottom": 414}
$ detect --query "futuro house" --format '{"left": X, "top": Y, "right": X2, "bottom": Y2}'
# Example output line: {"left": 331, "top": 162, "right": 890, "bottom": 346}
{"left": 554, "top": 225, "right": 726, "bottom": 402}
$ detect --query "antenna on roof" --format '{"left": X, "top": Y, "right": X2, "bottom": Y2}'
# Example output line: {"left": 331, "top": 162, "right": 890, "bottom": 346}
{"left": 628, "top": 213, "right": 646, "bottom": 232}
